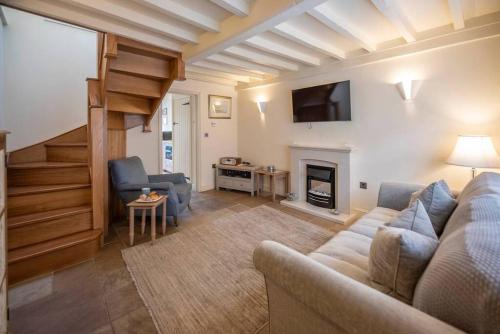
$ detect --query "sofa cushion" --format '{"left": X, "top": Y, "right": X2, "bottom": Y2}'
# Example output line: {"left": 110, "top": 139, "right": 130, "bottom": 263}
{"left": 413, "top": 172, "right": 500, "bottom": 333}
{"left": 369, "top": 226, "right": 439, "bottom": 303}
{"left": 411, "top": 180, "right": 457, "bottom": 236}
{"left": 309, "top": 231, "right": 372, "bottom": 284}
{"left": 348, "top": 207, "right": 400, "bottom": 238}
{"left": 386, "top": 199, "right": 437, "bottom": 240}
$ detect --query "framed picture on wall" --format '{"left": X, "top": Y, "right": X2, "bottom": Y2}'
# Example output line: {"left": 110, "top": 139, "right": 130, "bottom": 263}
{"left": 208, "top": 95, "right": 232, "bottom": 119}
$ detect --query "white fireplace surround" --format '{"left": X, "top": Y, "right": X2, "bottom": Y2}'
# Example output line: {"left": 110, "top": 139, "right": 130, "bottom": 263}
{"left": 281, "top": 144, "right": 356, "bottom": 224}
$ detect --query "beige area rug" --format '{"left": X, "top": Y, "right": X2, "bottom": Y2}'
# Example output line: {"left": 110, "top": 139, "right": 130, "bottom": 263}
{"left": 122, "top": 205, "right": 334, "bottom": 334}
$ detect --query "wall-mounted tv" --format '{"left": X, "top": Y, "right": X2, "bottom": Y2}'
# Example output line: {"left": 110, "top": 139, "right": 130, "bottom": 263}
{"left": 292, "top": 80, "right": 351, "bottom": 123}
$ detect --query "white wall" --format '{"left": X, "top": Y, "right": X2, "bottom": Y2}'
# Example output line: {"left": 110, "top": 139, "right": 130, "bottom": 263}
{"left": 127, "top": 78, "right": 238, "bottom": 192}
{"left": 3, "top": 8, "right": 96, "bottom": 151}
{"left": 238, "top": 37, "right": 500, "bottom": 211}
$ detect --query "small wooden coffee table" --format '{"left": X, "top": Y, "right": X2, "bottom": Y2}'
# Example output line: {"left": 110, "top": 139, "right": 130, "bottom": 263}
{"left": 256, "top": 169, "right": 290, "bottom": 201}
{"left": 127, "top": 195, "right": 167, "bottom": 246}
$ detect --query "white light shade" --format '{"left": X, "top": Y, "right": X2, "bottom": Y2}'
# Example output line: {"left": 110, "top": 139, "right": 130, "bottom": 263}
{"left": 396, "top": 80, "right": 421, "bottom": 100}
{"left": 447, "top": 135, "right": 500, "bottom": 168}
{"left": 257, "top": 101, "right": 267, "bottom": 113}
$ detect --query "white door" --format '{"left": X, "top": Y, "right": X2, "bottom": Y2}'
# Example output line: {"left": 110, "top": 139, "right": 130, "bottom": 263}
{"left": 172, "top": 95, "right": 191, "bottom": 179}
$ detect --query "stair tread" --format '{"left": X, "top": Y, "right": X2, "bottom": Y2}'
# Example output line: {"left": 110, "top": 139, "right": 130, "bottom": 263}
{"left": 46, "top": 142, "right": 87, "bottom": 147}
{"left": 8, "top": 162, "right": 88, "bottom": 169}
{"left": 8, "top": 229, "right": 102, "bottom": 264}
{"left": 8, "top": 206, "right": 92, "bottom": 229}
{"left": 8, "top": 184, "right": 91, "bottom": 196}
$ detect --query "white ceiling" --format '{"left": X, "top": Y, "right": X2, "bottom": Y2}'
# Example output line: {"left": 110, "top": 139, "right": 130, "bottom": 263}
{"left": 2, "top": 0, "right": 500, "bottom": 85}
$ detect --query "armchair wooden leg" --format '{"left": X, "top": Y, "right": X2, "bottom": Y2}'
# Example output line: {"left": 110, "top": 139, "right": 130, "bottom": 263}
{"left": 188, "top": 203, "right": 192, "bottom": 210}
{"left": 173, "top": 216, "right": 178, "bottom": 227}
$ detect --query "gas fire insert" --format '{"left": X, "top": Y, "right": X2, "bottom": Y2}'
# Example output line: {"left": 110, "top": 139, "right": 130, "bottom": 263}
{"left": 306, "top": 164, "right": 335, "bottom": 209}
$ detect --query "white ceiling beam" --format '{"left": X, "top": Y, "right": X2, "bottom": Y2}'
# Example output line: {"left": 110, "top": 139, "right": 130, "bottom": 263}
{"left": 224, "top": 45, "right": 299, "bottom": 71}
{"left": 60, "top": 0, "right": 198, "bottom": 43}
{"left": 193, "top": 61, "right": 266, "bottom": 80}
{"left": 187, "top": 65, "right": 251, "bottom": 83}
{"left": 371, "top": 0, "right": 416, "bottom": 42}
{"left": 133, "top": 0, "right": 220, "bottom": 32}
{"left": 448, "top": 0, "right": 465, "bottom": 30}
{"left": 273, "top": 22, "right": 346, "bottom": 59}
{"left": 186, "top": 71, "right": 238, "bottom": 87}
{"left": 308, "top": 6, "right": 376, "bottom": 52}
{"left": 183, "top": 0, "right": 329, "bottom": 63}
{"left": 207, "top": 54, "right": 280, "bottom": 76}
{"left": 245, "top": 35, "right": 321, "bottom": 66}
{"left": 210, "top": 0, "right": 250, "bottom": 16}
{"left": 0, "top": 0, "right": 182, "bottom": 51}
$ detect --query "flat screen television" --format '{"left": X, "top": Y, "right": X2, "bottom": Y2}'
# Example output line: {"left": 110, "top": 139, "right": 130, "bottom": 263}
{"left": 292, "top": 80, "right": 351, "bottom": 122}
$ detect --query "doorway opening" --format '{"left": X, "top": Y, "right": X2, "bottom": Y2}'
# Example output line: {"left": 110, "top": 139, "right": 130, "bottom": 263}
{"left": 160, "top": 92, "right": 198, "bottom": 190}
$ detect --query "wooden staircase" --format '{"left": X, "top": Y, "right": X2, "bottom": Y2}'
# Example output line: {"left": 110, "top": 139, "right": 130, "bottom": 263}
{"left": 6, "top": 33, "right": 185, "bottom": 285}
{"left": 7, "top": 127, "right": 100, "bottom": 285}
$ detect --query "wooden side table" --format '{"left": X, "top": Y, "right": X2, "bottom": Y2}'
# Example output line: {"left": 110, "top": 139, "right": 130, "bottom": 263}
{"left": 127, "top": 196, "right": 168, "bottom": 246}
{"left": 256, "top": 169, "right": 290, "bottom": 201}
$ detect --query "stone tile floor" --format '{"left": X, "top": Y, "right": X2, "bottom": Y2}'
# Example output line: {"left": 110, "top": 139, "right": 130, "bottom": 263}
{"left": 8, "top": 190, "right": 351, "bottom": 334}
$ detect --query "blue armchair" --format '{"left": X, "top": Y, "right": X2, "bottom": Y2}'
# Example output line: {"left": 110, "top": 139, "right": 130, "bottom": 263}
{"left": 109, "top": 156, "right": 192, "bottom": 226}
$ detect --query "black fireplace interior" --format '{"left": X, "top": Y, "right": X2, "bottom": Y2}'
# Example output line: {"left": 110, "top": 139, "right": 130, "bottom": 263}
{"left": 306, "top": 164, "right": 335, "bottom": 209}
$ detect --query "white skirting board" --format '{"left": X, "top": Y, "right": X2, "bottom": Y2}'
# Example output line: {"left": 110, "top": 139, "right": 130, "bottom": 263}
{"left": 280, "top": 200, "right": 358, "bottom": 225}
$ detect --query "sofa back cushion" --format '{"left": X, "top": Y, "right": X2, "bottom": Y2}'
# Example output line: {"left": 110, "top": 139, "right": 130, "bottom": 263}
{"left": 109, "top": 156, "right": 149, "bottom": 186}
{"left": 413, "top": 172, "right": 500, "bottom": 333}
{"left": 386, "top": 199, "right": 438, "bottom": 240}
{"left": 369, "top": 226, "right": 438, "bottom": 303}
{"left": 410, "top": 180, "right": 457, "bottom": 236}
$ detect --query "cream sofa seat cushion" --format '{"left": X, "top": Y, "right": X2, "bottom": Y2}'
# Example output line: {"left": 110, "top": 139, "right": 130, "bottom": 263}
{"left": 348, "top": 207, "right": 400, "bottom": 238}
{"left": 308, "top": 207, "right": 399, "bottom": 293}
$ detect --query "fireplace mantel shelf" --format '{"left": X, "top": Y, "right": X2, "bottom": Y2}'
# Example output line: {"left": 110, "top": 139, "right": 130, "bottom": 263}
{"left": 289, "top": 144, "right": 351, "bottom": 153}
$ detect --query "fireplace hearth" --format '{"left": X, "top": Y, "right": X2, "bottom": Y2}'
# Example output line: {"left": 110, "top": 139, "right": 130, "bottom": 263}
{"left": 306, "top": 164, "right": 335, "bottom": 209}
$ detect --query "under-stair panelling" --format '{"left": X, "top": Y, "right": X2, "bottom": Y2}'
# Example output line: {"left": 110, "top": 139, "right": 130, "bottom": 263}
{"left": 8, "top": 162, "right": 90, "bottom": 186}
{"left": 8, "top": 206, "right": 92, "bottom": 250}
{"left": 109, "top": 50, "right": 170, "bottom": 80}
{"left": 8, "top": 230, "right": 101, "bottom": 285}
{"left": 107, "top": 92, "right": 152, "bottom": 114}
{"left": 7, "top": 184, "right": 91, "bottom": 217}
{"left": 46, "top": 142, "right": 88, "bottom": 162}
{"left": 107, "top": 71, "right": 162, "bottom": 98}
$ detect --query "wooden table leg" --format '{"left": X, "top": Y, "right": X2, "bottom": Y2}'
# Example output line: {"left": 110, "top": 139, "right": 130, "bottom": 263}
{"left": 256, "top": 174, "right": 260, "bottom": 196}
{"left": 151, "top": 207, "right": 156, "bottom": 243}
{"left": 271, "top": 175, "right": 276, "bottom": 201}
{"left": 129, "top": 207, "right": 134, "bottom": 246}
{"left": 141, "top": 209, "right": 146, "bottom": 235}
{"left": 162, "top": 199, "right": 167, "bottom": 235}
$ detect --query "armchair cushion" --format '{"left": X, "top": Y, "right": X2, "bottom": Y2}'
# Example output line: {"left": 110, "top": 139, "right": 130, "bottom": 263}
{"left": 109, "top": 156, "right": 149, "bottom": 185}
{"left": 116, "top": 182, "right": 174, "bottom": 192}
{"left": 149, "top": 173, "right": 187, "bottom": 184}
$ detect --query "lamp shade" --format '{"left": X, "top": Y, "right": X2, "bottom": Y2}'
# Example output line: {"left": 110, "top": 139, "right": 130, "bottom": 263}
{"left": 447, "top": 135, "right": 500, "bottom": 168}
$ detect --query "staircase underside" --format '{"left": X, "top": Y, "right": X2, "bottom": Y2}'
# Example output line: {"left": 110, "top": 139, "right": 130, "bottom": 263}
{"left": 7, "top": 127, "right": 101, "bottom": 285}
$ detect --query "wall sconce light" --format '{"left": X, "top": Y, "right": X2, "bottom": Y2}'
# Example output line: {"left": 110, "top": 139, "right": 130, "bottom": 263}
{"left": 396, "top": 80, "right": 421, "bottom": 101}
{"left": 257, "top": 101, "right": 267, "bottom": 113}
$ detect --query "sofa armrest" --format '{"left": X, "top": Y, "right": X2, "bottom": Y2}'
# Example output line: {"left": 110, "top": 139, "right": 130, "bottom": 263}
{"left": 149, "top": 173, "right": 186, "bottom": 184}
{"left": 116, "top": 182, "right": 174, "bottom": 192}
{"left": 377, "top": 182, "right": 424, "bottom": 211}
{"left": 254, "top": 241, "right": 462, "bottom": 334}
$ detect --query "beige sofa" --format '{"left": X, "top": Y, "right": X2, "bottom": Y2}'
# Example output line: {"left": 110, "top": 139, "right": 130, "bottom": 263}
{"left": 254, "top": 172, "right": 500, "bottom": 334}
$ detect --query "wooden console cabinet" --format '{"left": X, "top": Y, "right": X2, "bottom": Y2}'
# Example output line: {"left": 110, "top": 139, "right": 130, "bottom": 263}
{"left": 0, "top": 131, "right": 8, "bottom": 333}
{"left": 215, "top": 164, "right": 260, "bottom": 196}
